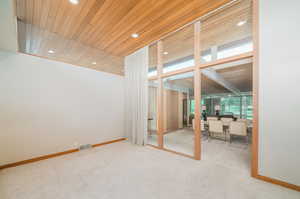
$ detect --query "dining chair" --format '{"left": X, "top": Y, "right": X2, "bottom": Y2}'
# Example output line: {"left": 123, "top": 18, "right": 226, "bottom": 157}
{"left": 201, "top": 120, "right": 205, "bottom": 131}
{"left": 201, "top": 120, "right": 209, "bottom": 140}
{"left": 237, "top": 118, "right": 251, "bottom": 134}
{"left": 229, "top": 121, "right": 248, "bottom": 144}
{"left": 221, "top": 117, "right": 233, "bottom": 126}
{"left": 207, "top": 117, "right": 218, "bottom": 121}
{"left": 208, "top": 120, "right": 225, "bottom": 141}
{"left": 237, "top": 118, "right": 248, "bottom": 125}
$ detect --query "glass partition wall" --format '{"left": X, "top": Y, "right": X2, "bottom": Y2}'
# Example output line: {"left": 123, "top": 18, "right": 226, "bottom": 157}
{"left": 162, "top": 72, "right": 194, "bottom": 156}
{"left": 147, "top": 0, "right": 254, "bottom": 160}
{"left": 200, "top": 0, "right": 252, "bottom": 62}
{"left": 162, "top": 24, "right": 194, "bottom": 73}
{"left": 148, "top": 43, "right": 158, "bottom": 77}
{"left": 147, "top": 79, "right": 158, "bottom": 146}
{"left": 200, "top": 63, "right": 253, "bottom": 175}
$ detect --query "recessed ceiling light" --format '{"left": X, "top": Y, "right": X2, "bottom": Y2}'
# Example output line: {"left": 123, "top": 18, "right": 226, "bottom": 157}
{"left": 131, "top": 33, "right": 139, "bottom": 38}
{"left": 92, "top": 62, "right": 97, "bottom": 65}
{"left": 163, "top": 51, "right": 168, "bottom": 55}
{"left": 237, "top": 20, "right": 247, "bottom": 26}
{"left": 69, "top": 0, "right": 79, "bottom": 5}
{"left": 48, "top": 50, "right": 55, "bottom": 54}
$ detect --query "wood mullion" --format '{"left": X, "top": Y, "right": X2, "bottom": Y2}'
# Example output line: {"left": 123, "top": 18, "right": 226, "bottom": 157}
{"left": 157, "top": 40, "right": 164, "bottom": 148}
{"left": 251, "top": 0, "right": 259, "bottom": 178}
{"left": 194, "top": 21, "right": 201, "bottom": 160}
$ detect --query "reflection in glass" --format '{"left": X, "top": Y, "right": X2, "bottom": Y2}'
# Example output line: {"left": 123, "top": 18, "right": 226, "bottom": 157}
{"left": 163, "top": 72, "right": 194, "bottom": 155}
{"left": 200, "top": 0, "right": 253, "bottom": 62}
{"left": 162, "top": 24, "right": 194, "bottom": 73}
{"left": 200, "top": 62, "right": 253, "bottom": 163}
{"left": 201, "top": 61, "right": 253, "bottom": 121}
{"left": 148, "top": 43, "right": 158, "bottom": 77}
{"left": 202, "top": 94, "right": 253, "bottom": 120}
{"left": 147, "top": 80, "right": 158, "bottom": 146}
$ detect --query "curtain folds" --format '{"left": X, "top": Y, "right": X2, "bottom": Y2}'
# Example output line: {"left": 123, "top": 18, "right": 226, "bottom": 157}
{"left": 124, "top": 47, "right": 148, "bottom": 145}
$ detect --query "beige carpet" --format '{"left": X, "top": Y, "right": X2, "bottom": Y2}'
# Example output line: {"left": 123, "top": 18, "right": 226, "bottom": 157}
{"left": 0, "top": 141, "right": 299, "bottom": 199}
{"left": 148, "top": 129, "right": 251, "bottom": 174}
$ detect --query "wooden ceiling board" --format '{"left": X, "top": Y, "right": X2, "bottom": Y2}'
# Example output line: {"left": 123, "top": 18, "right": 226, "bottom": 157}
{"left": 97, "top": 0, "right": 186, "bottom": 51}
{"left": 84, "top": 0, "right": 145, "bottom": 46}
{"left": 110, "top": 0, "right": 201, "bottom": 55}
{"left": 16, "top": 0, "right": 236, "bottom": 75}
{"left": 112, "top": 0, "right": 233, "bottom": 56}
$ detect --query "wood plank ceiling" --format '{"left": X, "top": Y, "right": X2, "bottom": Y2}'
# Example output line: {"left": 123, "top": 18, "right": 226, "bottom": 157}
{"left": 16, "top": 0, "right": 232, "bottom": 75}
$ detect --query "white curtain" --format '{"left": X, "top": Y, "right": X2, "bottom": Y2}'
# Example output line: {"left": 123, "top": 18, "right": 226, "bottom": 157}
{"left": 124, "top": 47, "right": 148, "bottom": 145}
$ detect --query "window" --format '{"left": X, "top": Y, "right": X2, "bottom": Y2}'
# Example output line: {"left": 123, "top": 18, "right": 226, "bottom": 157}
{"left": 221, "top": 97, "right": 241, "bottom": 117}
{"left": 190, "top": 99, "right": 195, "bottom": 114}
{"left": 202, "top": 95, "right": 253, "bottom": 120}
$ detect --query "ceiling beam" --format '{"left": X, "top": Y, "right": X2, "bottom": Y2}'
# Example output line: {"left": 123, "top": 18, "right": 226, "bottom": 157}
{"left": 202, "top": 68, "right": 241, "bottom": 95}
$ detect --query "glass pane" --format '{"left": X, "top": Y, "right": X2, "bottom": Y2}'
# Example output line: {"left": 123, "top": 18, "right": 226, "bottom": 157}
{"left": 201, "top": 62, "right": 253, "bottom": 119}
{"left": 200, "top": 0, "right": 252, "bottom": 62}
{"left": 147, "top": 80, "right": 158, "bottom": 146}
{"left": 148, "top": 43, "right": 158, "bottom": 77}
{"left": 220, "top": 96, "right": 242, "bottom": 118}
{"left": 242, "top": 95, "right": 253, "bottom": 120}
{"left": 162, "top": 24, "right": 194, "bottom": 73}
{"left": 163, "top": 72, "right": 194, "bottom": 156}
{"left": 200, "top": 65, "right": 253, "bottom": 163}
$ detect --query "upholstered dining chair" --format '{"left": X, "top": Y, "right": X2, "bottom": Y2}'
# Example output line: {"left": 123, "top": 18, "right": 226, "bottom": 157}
{"left": 201, "top": 120, "right": 205, "bottom": 131}
{"left": 208, "top": 120, "right": 225, "bottom": 141}
{"left": 229, "top": 121, "right": 248, "bottom": 143}
{"left": 201, "top": 120, "right": 209, "bottom": 140}
{"left": 221, "top": 117, "right": 233, "bottom": 126}
{"left": 237, "top": 118, "right": 248, "bottom": 125}
{"left": 207, "top": 117, "right": 218, "bottom": 121}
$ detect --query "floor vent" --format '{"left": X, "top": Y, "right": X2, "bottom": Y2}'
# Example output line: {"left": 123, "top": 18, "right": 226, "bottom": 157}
{"left": 79, "top": 144, "right": 92, "bottom": 150}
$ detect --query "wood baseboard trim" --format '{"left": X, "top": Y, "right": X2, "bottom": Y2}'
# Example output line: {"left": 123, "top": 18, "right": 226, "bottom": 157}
{"left": 147, "top": 144, "right": 195, "bottom": 159}
{"left": 255, "top": 174, "right": 300, "bottom": 192}
{"left": 92, "top": 138, "right": 127, "bottom": 147}
{"left": 0, "top": 138, "right": 127, "bottom": 170}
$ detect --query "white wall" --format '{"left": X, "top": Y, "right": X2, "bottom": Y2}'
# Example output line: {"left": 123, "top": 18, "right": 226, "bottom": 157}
{"left": 0, "top": 51, "right": 124, "bottom": 165}
{"left": 259, "top": 0, "right": 300, "bottom": 185}
{"left": 0, "top": 0, "right": 18, "bottom": 52}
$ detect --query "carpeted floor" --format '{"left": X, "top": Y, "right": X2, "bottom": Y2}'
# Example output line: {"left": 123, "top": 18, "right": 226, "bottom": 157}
{"left": 148, "top": 128, "right": 251, "bottom": 174}
{"left": 0, "top": 141, "right": 299, "bottom": 199}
